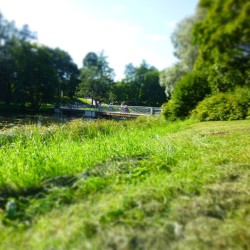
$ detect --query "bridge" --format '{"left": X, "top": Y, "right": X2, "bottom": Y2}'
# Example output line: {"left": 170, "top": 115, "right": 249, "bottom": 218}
{"left": 56, "top": 104, "right": 162, "bottom": 119}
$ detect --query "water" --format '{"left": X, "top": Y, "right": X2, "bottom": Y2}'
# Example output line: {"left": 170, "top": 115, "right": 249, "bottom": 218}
{"left": 0, "top": 113, "right": 86, "bottom": 130}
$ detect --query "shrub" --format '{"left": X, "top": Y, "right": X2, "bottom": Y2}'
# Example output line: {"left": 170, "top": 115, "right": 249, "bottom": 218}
{"left": 191, "top": 87, "right": 250, "bottom": 121}
{"left": 163, "top": 71, "right": 210, "bottom": 120}
{"left": 162, "top": 100, "right": 182, "bottom": 121}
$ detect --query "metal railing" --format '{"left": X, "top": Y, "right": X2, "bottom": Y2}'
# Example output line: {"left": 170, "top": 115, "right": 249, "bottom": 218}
{"left": 98, "top": 105, "right": 162, "bottom": 115}
{"left": 59, "top": 104, "right": 162, "bottom": 116}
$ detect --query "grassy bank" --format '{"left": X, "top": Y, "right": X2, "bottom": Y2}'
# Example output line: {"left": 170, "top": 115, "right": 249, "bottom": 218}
{"left": 0, "top": 117, "right": 249, "bottom": 249}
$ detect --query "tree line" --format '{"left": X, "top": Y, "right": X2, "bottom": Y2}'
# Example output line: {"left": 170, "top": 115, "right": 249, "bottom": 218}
{"left": 1, "top": 0, "right": 249, "bottom": 119}
{"left": 160, "top": 0, "right": 250, "bottom": 121}
{"left": 0, "top": 12, "right": 166, "bottom": 110}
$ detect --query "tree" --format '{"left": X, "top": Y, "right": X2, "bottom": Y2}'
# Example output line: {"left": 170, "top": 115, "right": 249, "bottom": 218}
{"left": 14, "top": 43, "right": 57, "bottom": 108}
{"left": 109, "top": 81, "right": 130, "bottom": 104}
{"left": 135, "top": 60, "right": 157, "bottom": 105}
{"left": 193, "top": 0, "right": 250, "bottom": 91}
{"left": 49, "top": 48, "right": 80, "bottom": 100}
{"left": 163, "top": 71, "right": 211, "bottom": 120}
{"left": 171, "top": 16, "right": 200, "bottom": 71}
{"left": 111, "top": 60, "right": 166, "bottom": 106}
{"left": 160, "top": 63, "right": 187, "bottom": 99}
{"left": 140, "top": 69, "right": 166, "bottom": 106}
{"left": 160, "top": 8, "right": 205, "bottom": 98}
{"left": 122, "top": 63, "right": 138, "bottom": 104}
{"left": 77, "top": 52, "right": 114, "bottom": 104}
{"left": 124, "top": 63, "right": 136, "bottom": 82}
{"left": 0, "top": 11, "right": 80, "bottom": 109}
{"left": 0, "top": 12, "right": 37, "bottom": 104}
{"left": 83, "top": 52, "right": 98, "bottom": 67}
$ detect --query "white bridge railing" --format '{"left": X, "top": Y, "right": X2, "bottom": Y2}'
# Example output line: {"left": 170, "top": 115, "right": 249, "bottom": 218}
{"left": 98, "top": 105, "right": 162, "bottom": 115}
{"left": 59, "top": 104, "right": 162, "bottom": 116}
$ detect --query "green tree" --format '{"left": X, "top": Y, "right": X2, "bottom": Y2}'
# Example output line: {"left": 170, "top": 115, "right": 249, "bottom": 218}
{"left": 49, "top": 48, "right": 80, "bottom": 100}
{"left": 163, "top": 71, "right": 211, "bottom": 120}
{"left": 123, "top": 63, "right": 138, "bottom": 104}
{"left": 0, "top": 12, "right": 80, "bottom": 109}
{"left": 111, "top": 61, "right": 165, "bottom": 106}
{"left": 160, "top": 10, "right": 204, "bottom": 99}
{"left": 14, "top": 43, "right": 57, "bottom": 108}
{"left": 135, "top": 60, "right": 159, "bottom": 105}
{"left": 140, "top": 70, "right": 166, "bottom": 106}
{"left": 160, "top": 63, "right": 187, "bottom": 99}
{"left": 0, "top": 12, "right": 36, "bottom": 104}
{"left": 193, "top": 0, "right": 250, "bottom": 91}
{"left": 124, "top": 63, "right": 136, "bottom": 82}
{"left": 172, "top": 15, "right": 200, "bottom": 71}
{"left": 77, "top": 52, "right": 114, "bottom": 105}
{"left": 109, "top": 81, "right": 130, "bottom": 104}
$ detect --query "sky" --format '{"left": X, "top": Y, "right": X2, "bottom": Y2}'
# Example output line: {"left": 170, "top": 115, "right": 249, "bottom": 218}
{"left": 0, "top": 0, "right": 199, "bottom": 80}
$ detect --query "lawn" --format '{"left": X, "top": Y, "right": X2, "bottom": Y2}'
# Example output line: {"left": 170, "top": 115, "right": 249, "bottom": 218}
{"left": 0, "top": 117, "right": 249, "bottom": 249}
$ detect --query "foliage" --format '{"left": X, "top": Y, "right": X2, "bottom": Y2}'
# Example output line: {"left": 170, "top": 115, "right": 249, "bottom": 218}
{"left": 191, "top": 87, "right": 250, "bottom": 121}
{"left": 160, "top": 10, "right": 204, "bottom": 99}
{"left": 0, "top": 13, "right": 33, "bottom": 105}
{"left": 48, "top": 48, "right": 80, "bottom": 100}
{"left": 207, "top": 64, "right": 246, "bottom": 93}
{"left": 163, "top": 71, "right": 211, "bottom": 120}
{"left": 0, "top": 12, "right": 80, "bottom": 109}
{"left": 0, "top": 11, "right": 166, "bottom": 109}
{"left": 160, "top": 63, "right": 188, "bottom": 99}
{"left": 162, "top": 0, "right": 250, "bottom": 121}
{"left": 0, "top": 119, "right": 249, "bottom": 249}
{"left": 162, "top": 100, "right": 181, "bottom": 121}
{"left": 111, "top": 61, "right": 166, "bottom": 106}
{"left": 139, "top": 69, "right": 166, "bottom": 106}
{"left": 77, "top": 51, "right": 114, "bottom": 104}
{"left": 193, "top": 0, "right": 250, "bottom": 91}
{"left": 171, "top": 15, "right": 201, "bottom": 71}
{"left": 14, "top": 42, "right": 57, "bottom": 108}
{"left": 124, "top": 63, "right": 136, "bottom": 82}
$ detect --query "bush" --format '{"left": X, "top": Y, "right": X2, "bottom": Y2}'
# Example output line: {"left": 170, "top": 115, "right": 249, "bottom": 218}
{"left": 163, "top": 71, "right": 210, "bottom": 120}
{"left": 191, "top": 87, "right": 250, "bottom": 121}
{"left": 162, "top": 100, "right": 181, "bottom": 121}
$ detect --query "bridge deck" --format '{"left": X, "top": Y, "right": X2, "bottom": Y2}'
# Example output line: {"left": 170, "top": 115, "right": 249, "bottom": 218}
{"left": 57, "top": 105, "right": 162, "bottom": 118}
{"left": 98, "top": 111, "right": 144, "bottom": 118}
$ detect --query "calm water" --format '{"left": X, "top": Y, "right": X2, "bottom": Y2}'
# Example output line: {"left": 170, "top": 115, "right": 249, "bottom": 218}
{"left": 0, "top": 113, "right": 87, "bottom": 129}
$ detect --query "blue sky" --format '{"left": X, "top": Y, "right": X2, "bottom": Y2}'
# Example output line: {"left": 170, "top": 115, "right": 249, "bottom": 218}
{"left": 0, "top": 0, "right": 199, "bottom": 79}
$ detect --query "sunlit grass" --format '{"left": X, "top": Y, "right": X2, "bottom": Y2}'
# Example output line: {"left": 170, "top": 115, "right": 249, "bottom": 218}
{"left": 0, "top": 118, "right": 249, "bottom": 249}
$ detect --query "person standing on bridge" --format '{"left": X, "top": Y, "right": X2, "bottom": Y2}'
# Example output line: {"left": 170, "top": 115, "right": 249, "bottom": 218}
{"left": 124, "top": 104, "right": 129, "bottom": 112}
{"left": 120, "top": 102, "right": 125, "bottom": 112}
{"left": 97, "top": 101, "right": 102, "bottom": 111}
{"left": 121, "top": 102, "right": 129, "bottom": 112}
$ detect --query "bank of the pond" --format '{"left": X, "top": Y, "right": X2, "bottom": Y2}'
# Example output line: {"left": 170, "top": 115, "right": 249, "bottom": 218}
{"left": 0, "top": 118, "right": 249, "bottom": 250}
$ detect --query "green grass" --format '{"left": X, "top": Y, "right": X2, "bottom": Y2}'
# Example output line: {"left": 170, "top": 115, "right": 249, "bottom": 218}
{"left": 0, "top": 117, "right": 249, "bottom": 249}
{"left": 77, "top": 97, "right": 92, "bottom": 105}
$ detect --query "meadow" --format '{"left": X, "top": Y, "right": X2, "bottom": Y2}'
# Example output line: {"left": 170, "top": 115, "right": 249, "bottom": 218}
{"left": 0, "top": 117, "right": 249, "bottom": 250}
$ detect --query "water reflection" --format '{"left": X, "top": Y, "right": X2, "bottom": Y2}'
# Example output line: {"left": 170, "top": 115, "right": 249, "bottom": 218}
{"left": 0, "top": 114, "right": 88, "bottom": 129}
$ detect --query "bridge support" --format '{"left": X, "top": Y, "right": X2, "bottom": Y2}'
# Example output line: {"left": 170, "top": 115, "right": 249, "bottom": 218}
{"left": 84, "top": 110, "right": 97, "bottom": 118}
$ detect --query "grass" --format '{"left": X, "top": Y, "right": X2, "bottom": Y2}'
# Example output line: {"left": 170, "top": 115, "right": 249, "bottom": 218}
{"left": 0, "top": 117, "right": 249, "bottom": 249}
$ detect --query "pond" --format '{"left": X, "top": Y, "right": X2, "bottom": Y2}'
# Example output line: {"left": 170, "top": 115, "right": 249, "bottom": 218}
{"left": 0, "top": 113, "right": 89, "bottom": 130}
